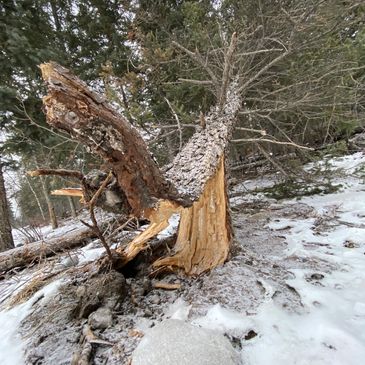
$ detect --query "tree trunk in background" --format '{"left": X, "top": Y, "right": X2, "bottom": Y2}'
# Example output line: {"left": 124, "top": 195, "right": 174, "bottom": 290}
{"left": 25, "top": 175, "right": 46, "bottom": 220}
{"left": 68, "top": 196, "right": 77, "bottom": 218}
{"left": 0, "top": 165, "right": 14, "bottom": 252}
{"left": 39, "top": 175, "right": 58, "bottom": 229}
{"left": 39, "top": 61, "right": 240, "bottom": 275}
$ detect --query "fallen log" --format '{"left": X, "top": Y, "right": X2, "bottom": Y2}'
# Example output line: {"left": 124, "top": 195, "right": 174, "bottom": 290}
{"left": 0, "top": 226, "right": 96, "bottom": 272}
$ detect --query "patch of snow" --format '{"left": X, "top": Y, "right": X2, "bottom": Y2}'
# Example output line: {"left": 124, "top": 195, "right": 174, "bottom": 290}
{"left": 239, "top": 152, "right": 365, "bottom": 365}
{"left": 165, "top": 298, "right": 191, "bottom": 321}
{"left": 0, "top": 279, "right": 62, "bottom": 365}
{"left": 192, "top": 304, "right": 254, "bottom": 335}
{"left": 156, "top": 213, "right": 180, "bottom": 240}
{"left": 77, "top": 240, "right": 106, "bottom": 264}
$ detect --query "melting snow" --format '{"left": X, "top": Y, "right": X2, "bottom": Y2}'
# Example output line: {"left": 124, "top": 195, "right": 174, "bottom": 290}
{"left": 2, "top": 152, "right": 365, "bottom": 365}
{"left": 194, "top": 152, "right": 365, "bottom": 365}
{"left": 0, "top": 280, "right": 62, "bottom": 365}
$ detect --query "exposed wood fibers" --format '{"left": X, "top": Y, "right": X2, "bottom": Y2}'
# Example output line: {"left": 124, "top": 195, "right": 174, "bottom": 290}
{"left": 118, "top": 157, "right": 231, "bottom": 275}
{"left": 154, "top": 157, "right": 231, "bottom": 275}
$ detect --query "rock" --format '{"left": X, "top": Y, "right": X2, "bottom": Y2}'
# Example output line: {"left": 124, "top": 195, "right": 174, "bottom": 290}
{"left": 142, "top": 278, "right": 152, "bottom": 295}
{"left": 132, "top": 319, "right": 241, "bottom": 365}
{"left": 74, "top": 270, "right": 127, "bottom": 318}
{"left": 149, "top": 294, "right": 160, "bottom": 305}
{"left": 310, "top": 273, "right": 324, "bottom": 281}
{"left": 88, "top": 307, "right": 113, "bottom": 330}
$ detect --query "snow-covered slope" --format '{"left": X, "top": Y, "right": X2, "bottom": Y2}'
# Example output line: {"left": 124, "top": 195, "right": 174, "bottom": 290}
{"left": 0, "top": 152, "right": 365, "bottom": 365}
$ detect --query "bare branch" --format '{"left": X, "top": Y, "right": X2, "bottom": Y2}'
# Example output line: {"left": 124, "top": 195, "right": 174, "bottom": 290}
{"left": 164, "top": 97, "right": 183, "bottom": 152}
{"left": 82, "top": 171, "right": 114, "bottom": 262}
{"left": 256, "top": 143, "right": 289, "bottom": 177}
{"left": 235, "top": 127, "right": 267, "bottom": 135}
{"left": 238, "top": 50, "right": 289, "bottom": 93}
{"left": 219, "top": 32, "right": 238, "bottom": 109}
{"left": 237, "top": 48, "right": 283, "bottom": 57}
{"left": 172, "top": 40, "right": 219, "bottom": 87}
{"left": 27, "top": 168, "right": 84, "bottom": 181}
{"left": 178, "top": 78, "right": 213, "bottom": 85}
{"left": 232, "top": 138, "right": 313, "bottom": 150}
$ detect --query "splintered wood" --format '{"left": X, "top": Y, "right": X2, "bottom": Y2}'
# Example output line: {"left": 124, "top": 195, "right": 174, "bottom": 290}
{"left": 51, "top": 188, "right": 84, "bottom": 198}
{"left": 154, "top": 157, "right": 231, "bottom": 275}
{"left": 117, "top": 158, "right": 231, "bottom": 276}
{"left": 38, "top": 62, "right": 240, "bottom": 275}
{"left": 116, "top": 200, "right": 181, "bottom": 261}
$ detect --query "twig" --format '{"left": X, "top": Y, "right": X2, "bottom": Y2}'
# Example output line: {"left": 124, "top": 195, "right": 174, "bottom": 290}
{"left": 164, "top": 97, "right": 183, "bottom": 151}
{"left": 255, "top": 143, "right": 288, "bottom": 177}
{"left": 82, "top": 171, "right": 114, "bottom": 262}
{"left": 219, "top": 32, "right": 238, "bottom": 109}
{"left": 238, "top": 50, "right": 289, "bottom": 93}
{"left": 232, "top": 138, "right": 313, "bottom": 150}
{"left": 71, "top": 324, "right": 113, "bottom": 365}
{"left": 235, "top": 127, "right": 267, "bottom": 135}
{"left": 107, "top": 217, "right": 136, "bottom": 242}
{"left": 17, "top": 97, "right": 75, "bottom": 143}
{"left": 172, "top": 40, "right": 219, "bottom": 88}
{"left": 153, "top": 281, "right": 181, "bottom": 290}
{"left": 178, "top": 78, "right": 213, "bottom": 85}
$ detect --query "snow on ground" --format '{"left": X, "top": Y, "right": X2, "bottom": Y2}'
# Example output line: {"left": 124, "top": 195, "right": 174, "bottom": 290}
{"left": 190, "top": 152, "right": 365, "bottom": 365}
{"left": 0, "top": 280, "right": 62, "bottom": 365}
{"left": 1, "top": 152, "right": 365, "bottom": 365}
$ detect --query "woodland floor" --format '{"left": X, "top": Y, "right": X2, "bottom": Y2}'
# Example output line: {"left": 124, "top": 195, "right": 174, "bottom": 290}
{"left": 1, "top": 152, "right": 365, "bottom": 365}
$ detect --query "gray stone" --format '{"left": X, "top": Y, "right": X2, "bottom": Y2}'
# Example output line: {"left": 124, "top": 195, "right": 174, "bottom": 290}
{"left": 88, "top": 307, "right": 113, "bottom": 330}
{"left": 149, "top": 294, "right": 160, "bottom": 305}
{"left": 73, "top": 270, "right": 127, "bottom": 318}
{"left": 132, "top": 319, "right": 241, "bottom": 365}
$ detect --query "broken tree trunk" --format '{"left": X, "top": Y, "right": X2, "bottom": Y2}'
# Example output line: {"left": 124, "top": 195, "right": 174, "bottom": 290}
{"left": 38, "top": 53, "right": 240, "bottom": 275}
{"left": 39, "top": 63, "right": 182, "bottom": 216}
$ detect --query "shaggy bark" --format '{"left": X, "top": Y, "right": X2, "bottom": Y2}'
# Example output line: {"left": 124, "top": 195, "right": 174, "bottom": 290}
{"left": 40, "top": 63, "right": 183, "bottom": 215}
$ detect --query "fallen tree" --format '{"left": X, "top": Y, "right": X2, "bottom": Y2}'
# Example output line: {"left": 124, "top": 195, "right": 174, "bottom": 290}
{"left": 33, "top": 34, "right": 240, "bottom": 275}
{"left": 0, "top": 226, "right": 96, "bottom": 273}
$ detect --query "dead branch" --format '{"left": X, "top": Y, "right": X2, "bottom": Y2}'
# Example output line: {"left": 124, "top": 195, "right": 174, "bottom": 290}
{"left": 71, "top": 324, "right": 113, "bottom": 365}
{"left": 28, "top": 168, "right": 84, "bottom": 181}
{"left": 255, "top": 143, "right": 289, "bottom": 177}
{"left": 172, "top": 40, "right": 219, "bottom": 89}
{"left": 232, "top": 138, "right": 313, "bottom": 150}
{"left": 164, "top": 97, "right": 183, "bottom": 151}
{"left": 81, "top": 171, "right": 114, "bottom": 262}
{"left": 178, "top": 78, "right": 213, "bottom": 85}
{"left": 51, "top": 188, "right": 84, "bottom": 198}
{"left": 153, "top": 281, "right": 181, "bottom": 290}
{"left": 219, "top": 32, "right": 238, "bottom": 109}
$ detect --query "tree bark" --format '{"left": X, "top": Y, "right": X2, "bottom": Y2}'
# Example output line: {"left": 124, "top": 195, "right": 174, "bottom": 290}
{"left": 40, "top": 63, "right": 183, "bottom": 216}
{"left": 38, "top": 62, "right": 241, "bottom": 275}
{"left": 39, "top": 175, "right": 58, "bottom": 229}
{"left": 0, "top": 164, "right": 14, "bottom": 252}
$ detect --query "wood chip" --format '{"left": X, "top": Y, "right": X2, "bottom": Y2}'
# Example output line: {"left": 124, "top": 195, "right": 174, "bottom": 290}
{"left": 153, "top": 281, "right": 181, "bottom": 290}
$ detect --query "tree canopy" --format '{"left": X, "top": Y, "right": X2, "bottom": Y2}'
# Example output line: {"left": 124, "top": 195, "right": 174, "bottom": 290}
{"left": 0, "top": 0, "right": 364, "bottom": 225}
